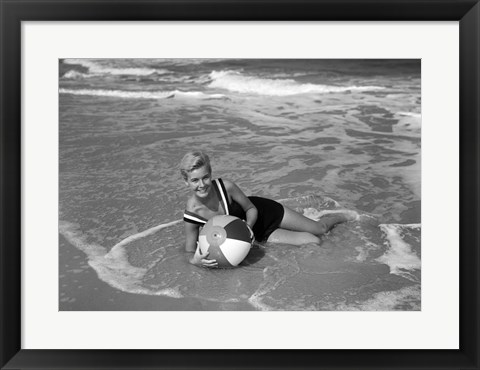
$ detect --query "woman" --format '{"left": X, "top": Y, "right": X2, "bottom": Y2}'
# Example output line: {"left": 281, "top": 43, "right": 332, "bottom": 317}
{"left": 180, "top": 151, "right": 357, "bottom": 268}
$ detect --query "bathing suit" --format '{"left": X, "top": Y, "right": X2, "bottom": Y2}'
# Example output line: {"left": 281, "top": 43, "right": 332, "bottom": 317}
{"left": 183, "top": 178, "right": 285, "bottom": 242}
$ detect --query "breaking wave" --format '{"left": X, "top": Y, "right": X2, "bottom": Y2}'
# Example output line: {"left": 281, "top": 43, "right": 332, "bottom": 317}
{"left": 63, "top": 59, "right": 169, "bottom": 76}
{"left": 208, "top": 70, "right": 385, "bottom": 96}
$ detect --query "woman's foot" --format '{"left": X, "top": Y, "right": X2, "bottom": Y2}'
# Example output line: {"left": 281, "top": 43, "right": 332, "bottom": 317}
{"left": 315, "top": 210, "right": 359, "bottom": 234}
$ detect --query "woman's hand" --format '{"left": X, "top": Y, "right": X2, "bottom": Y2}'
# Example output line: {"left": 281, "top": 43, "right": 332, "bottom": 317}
{"left": 246, "top": 223, "right": 255, "bottom": 244}
{"left": 190, "top": 248, "right": 218, "bottom": 268}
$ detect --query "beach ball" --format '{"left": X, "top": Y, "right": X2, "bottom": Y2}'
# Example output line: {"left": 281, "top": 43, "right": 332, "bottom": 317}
{"left": 198, "top": 215, "right": 252, "bottom": 268}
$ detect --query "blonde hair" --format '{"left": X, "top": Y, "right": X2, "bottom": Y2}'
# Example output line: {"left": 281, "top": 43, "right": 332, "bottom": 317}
{"left": 179, "top": 151, "right": 211, "bottom": 180}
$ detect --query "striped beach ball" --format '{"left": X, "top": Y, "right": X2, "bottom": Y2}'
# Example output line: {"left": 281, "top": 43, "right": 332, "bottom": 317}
{"left": 198, "top": 215, "right": 252, "bottom": 268}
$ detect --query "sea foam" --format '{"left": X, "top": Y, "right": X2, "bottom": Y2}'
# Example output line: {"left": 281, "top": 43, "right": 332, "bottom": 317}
{"left": 63, "top": 59, "right": 169, "bottom": 76}
{"left": 59, "top": 88, "right": 226, "bottom": 100}
{"left": 62, "top": 70, "right": 90, "bottom": 79}
{"left": 329, "top": 285, "right": 420, "bottom": 311}
{"left": 377, "top": 224, "right": 421, "bottom": 280}
{"left": 59, "top": 220, "right": 183, "bottom": 298}
{"left": 208, "top": 70, "right": 384, "bottom": 96}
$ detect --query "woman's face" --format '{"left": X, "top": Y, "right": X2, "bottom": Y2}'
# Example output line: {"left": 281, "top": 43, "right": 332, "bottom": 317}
{"left": 185, "top": 165, "right": 212, "bottom": 198}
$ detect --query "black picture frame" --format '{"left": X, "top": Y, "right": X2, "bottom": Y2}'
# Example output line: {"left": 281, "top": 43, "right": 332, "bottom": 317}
{"left": 1, "top": 1, "right": 479, "bottom": 369}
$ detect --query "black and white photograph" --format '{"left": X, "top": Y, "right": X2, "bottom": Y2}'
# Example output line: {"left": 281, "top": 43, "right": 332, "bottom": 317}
{"left": 59, "top": 58, "right": 421, "bottom": 311}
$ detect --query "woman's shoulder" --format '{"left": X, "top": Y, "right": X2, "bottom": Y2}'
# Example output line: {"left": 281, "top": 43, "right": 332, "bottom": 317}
{"left": 220, "top": 178, "right": 235, "bottom": 190}
{"left": 185, "top": 196, "right": 200, "bottom": 213}
{"left": 220, "top": 179, "right": 243, "bottom": 198}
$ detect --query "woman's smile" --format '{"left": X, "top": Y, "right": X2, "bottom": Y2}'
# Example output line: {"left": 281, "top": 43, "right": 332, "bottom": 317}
{"left": 196, "top": 186, "right": 209, "bottom": 196}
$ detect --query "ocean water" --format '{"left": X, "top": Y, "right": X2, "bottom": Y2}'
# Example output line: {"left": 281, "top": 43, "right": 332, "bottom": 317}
{"left": 59, "top": 59, "right": 421, "bottom": 311}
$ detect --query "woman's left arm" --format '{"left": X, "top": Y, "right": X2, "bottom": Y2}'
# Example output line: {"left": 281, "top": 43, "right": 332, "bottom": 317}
{"left": 224, "top": 180, "right": 258, "bottom": 229}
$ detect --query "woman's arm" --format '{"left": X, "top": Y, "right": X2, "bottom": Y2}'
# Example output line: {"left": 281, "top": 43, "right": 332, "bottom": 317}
{"left": 184, "top": 221, "right": 199, "bottom": 253}
{"left": 224, "top": 180, "right": 258, "bottom": 229}
{"left": 184, "top": 222, "right": 218, "bottom": 268}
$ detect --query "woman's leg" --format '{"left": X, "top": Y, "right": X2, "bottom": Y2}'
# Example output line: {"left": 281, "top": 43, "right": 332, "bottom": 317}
{"left": 266, "top": 206, "right": 357, "bottom": 245}
{"left": 267, "top": 228, "right": 321, "bottom": 245}
{"left": 279, "top": 206, "right": 357, "bottom": 236}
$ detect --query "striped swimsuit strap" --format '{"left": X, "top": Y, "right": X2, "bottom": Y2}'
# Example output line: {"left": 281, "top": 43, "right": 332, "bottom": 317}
{"left": 183, "top": 178, "right": 230, "bottom": 225}
{"left": 183, "top": 210, "right": 208, "bottom": 226}
{"left": 214, "top": 178, "right": 230, "bottom": 215}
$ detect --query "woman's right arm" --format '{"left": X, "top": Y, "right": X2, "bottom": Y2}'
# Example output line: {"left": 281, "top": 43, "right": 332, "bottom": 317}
{"left": 185, "top": 222, "right": 218, "bottom": 268}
